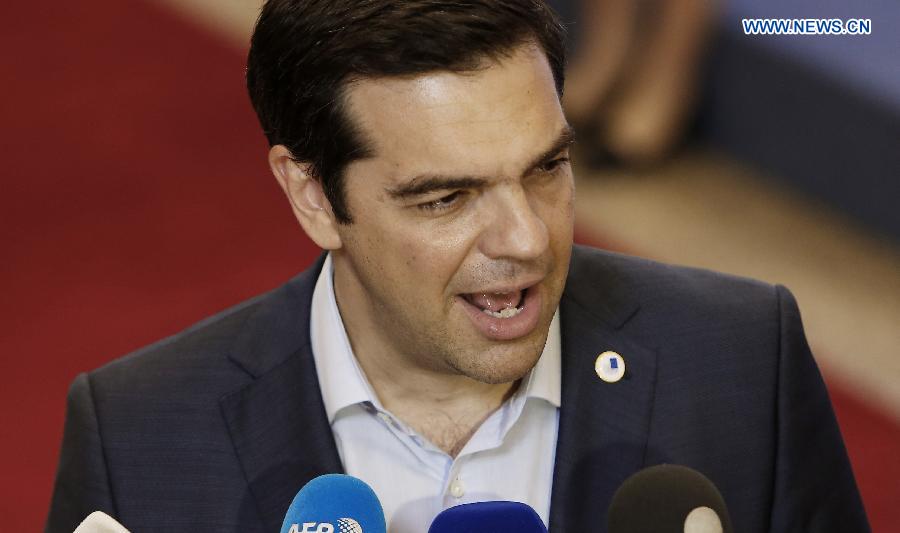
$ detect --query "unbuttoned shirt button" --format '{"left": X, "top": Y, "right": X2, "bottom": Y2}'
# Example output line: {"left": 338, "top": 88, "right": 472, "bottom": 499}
{"left": 449, "top": 479, "right": 465, "bottom": 498}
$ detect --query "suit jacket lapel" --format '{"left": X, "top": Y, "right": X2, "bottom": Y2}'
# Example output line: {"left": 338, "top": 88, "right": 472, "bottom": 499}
{"left": 219, "top": 255, "right": 343, "bottom": 531}
{"left": 549, "top": 246, "right": 659, "bottom": 532}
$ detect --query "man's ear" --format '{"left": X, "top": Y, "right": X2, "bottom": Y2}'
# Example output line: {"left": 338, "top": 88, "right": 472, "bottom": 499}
{"left": 268, "top": 145, "right": 343, "bottom": 250}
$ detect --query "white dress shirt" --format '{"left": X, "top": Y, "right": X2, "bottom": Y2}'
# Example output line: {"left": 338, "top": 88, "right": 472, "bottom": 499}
{"left": 310, "top": 254, "right": 561, "bottom": 532}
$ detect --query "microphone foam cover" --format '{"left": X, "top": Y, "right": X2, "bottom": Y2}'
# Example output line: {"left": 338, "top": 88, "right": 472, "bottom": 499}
{"left": 73, "top": 511, "right": 131, "bottom": 533}
{"left": 607, "top": 464, "right": 733, "bottom": 533}
{"left": 280, "top": 474, "right": 386, "bottom": 533}
{"left": 428, "top": 501, "right": 548, "bottom": 533}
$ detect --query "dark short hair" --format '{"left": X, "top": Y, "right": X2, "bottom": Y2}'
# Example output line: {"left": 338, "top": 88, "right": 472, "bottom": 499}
{"left": 247, "top": 0, "right": 566, "bottom": 224}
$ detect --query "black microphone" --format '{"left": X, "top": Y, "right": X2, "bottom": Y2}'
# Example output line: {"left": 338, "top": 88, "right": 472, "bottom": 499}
{"left": 607, "top": 464, "right": 733, "bottom": 533}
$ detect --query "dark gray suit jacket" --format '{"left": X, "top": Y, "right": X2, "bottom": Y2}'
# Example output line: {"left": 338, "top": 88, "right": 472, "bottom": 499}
{"left": 46, "top": 246, "right": 869, "bottom": 532}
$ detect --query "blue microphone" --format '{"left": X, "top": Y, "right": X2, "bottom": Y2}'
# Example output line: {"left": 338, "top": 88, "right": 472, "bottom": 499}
{"left": 280, "top": 474, "right": 386, "bottom": 533}
{"left": 428, "top": 501, "right": 548, "bottom": 533}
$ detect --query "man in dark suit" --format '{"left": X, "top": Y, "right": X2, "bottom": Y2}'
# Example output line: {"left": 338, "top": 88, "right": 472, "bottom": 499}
{"left": 47, "top": 1, "right": 868, "bottom": 531}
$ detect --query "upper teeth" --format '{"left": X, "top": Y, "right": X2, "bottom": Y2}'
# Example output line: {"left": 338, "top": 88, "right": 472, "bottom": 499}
{"left": 484, "top": 306, "right": 523, "bottom": 319}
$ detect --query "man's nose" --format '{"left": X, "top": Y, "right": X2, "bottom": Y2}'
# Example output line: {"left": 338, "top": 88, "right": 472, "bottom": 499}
{"left": 478, "top": 186, "right": 549, "bottom": 261}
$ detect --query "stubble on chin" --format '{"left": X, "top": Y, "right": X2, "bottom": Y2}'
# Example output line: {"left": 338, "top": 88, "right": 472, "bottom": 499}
{"left": 444, "top": 325, "right": 551, "bottom": 385}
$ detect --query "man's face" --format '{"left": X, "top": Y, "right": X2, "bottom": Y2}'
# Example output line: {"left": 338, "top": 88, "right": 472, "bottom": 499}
{"left": 332, "top": 44, "right": 574, "bottom": 385}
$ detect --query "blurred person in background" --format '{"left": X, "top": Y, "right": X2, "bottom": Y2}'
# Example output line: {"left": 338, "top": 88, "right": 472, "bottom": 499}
{"left": 550, "top": 0, "right": 715, "bottom": 164}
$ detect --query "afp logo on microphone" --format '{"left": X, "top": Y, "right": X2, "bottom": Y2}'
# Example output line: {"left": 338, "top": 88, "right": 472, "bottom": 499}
{"left": 280, "top": 474, "right": 385, "bottom": 533}
{"left": 288, "top": 518, "right": 364, "bottom": 533}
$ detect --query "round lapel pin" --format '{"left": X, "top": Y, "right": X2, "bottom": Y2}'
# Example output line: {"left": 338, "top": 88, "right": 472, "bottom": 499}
{"left": 595, "top": 351, "right": 626, "bottom": 383}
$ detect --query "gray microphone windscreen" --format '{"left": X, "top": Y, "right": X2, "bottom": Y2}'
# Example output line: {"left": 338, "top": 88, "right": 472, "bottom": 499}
{"left": 607, "top": 464, "right": 733, "bottom": 533}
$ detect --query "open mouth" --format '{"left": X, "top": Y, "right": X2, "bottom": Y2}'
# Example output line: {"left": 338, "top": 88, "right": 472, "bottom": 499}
{"left": 456, "top": 283, "right": 542, "bottom": 340}
{"left": 461, "top": 287, "right": 528, "bottom": 319}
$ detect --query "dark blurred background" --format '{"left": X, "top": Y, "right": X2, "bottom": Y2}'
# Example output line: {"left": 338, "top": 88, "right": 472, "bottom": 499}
{"left": 2, "top": 0, "right": 897, "bottom": 529}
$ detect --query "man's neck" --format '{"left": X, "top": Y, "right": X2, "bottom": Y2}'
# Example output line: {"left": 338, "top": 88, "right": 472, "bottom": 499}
{"left": 356, "top": 348, "right": 519, "bottom": 457}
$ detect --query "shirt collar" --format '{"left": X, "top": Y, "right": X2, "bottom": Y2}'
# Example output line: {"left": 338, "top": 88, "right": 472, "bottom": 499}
{"left": 523, "top": 309, "right": 562, "bottom": 408}
{"left": 310, "top": 253, "right": 562, "bottom": 423}
{"left": 310, "top": 253, "right": 378, "bottom": 422}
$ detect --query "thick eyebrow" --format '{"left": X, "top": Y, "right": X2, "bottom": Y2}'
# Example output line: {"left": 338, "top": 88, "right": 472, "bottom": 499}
{"left": 524, "top": 124, "right": 576, "bottom": 174}
{"left": 385, "top": 125, "right": 576, "bottom": 200}
{"left": 386, "top": 176, "right": 487, "bottom": 200}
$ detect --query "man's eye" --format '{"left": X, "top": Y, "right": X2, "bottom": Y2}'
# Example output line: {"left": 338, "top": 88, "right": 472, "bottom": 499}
{"left": 538, "top": 157, "right": 570, "bottom": 174}
{"left": 418, "top": 191, "right": 463, "bottom": 212}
